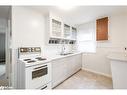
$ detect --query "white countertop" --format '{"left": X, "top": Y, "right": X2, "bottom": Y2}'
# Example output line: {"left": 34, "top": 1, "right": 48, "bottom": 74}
{"left": 45, "top": 52, "right": 82, "bottom": 61}
{"left": 107, "top": 52, "right": 127, "bottom": 62}
{"left": 23, "top": 52, "right": 82, "bottom": 67}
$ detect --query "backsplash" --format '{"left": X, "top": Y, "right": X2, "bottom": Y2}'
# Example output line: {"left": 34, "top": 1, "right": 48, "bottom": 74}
{"left": 42, "top": 44, "right": 77, "bottom": 56}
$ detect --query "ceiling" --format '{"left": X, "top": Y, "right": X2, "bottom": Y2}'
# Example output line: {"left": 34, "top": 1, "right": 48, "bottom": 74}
{"left": 31, "top": 6, "right": 127, "bottom": 25}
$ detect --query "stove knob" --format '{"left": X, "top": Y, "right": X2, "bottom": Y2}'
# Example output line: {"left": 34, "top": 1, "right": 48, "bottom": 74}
{"left": 21, "top": 49, "right": 24, "bottom": 52}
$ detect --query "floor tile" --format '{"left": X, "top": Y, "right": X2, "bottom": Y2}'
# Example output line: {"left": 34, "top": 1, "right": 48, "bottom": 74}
{"left": 54, "top": 70, "right": 112, "bottom": 89}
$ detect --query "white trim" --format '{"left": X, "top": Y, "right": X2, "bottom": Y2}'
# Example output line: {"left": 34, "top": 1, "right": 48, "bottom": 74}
{"left": 82, "top": 67, "right": 112, "bottom": 78}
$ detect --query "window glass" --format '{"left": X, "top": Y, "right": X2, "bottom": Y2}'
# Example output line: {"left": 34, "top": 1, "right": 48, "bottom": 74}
{"left": 77, "top": 21, "right": 96, "bottom": 53}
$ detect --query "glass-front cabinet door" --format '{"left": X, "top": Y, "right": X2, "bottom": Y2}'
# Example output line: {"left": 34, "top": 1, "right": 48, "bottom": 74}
{"left": 72, "top": 27, "right": 77, "bottom": 40}
{"left": 64, "top": 24, "right": 71, "bottom": 39}
{"left": 51, "top": 19, "right": 62, "bottom": 37}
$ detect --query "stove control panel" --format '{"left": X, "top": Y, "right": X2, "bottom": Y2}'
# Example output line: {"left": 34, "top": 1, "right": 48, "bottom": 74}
{"left": 19, "top": 47, "right": 41, "bottom": 53}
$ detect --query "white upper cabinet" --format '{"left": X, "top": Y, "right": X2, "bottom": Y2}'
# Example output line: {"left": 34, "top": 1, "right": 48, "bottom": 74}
{"left": 64, "top": 24, "right": 71, "bottom": 39}
{"left": 46, "top": 12, "right": 77, "bottom": 44}
{"left": 47, "top": 13, "right": 63, "bottom": 39}
{"left": 71, "top": 27, "right": 77, "bottom": 40}
{"left": 51, "top": 19, "right": 62, "bottom": 38}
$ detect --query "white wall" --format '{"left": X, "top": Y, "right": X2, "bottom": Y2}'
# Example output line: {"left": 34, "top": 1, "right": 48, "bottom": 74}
{"left": 12, "top": 7, "right": 45, "bottom": 48}
{"left": 78, "top": 13, "right": 127, "bottom": 77}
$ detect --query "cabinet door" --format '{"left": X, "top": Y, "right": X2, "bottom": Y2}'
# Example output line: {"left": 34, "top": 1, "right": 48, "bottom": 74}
{"left": 66, "top": 54, "right": 82, "bottom": 77}
{"left": 72, "top": 27, "right": 77, "bottom": 40}
{"left": 65, "top": 56, "right": 74, "bottom": 77}
{"left": 51, "top": 19, "right": 62, "bottom": 38}
{"left": 74, "top": 54, "right": 82, "bottom": 71}
{"left": 64, "top": 24, "right": 71, "bottom": 38}
{"left": 70, "top": 54, "right": 82, "bottom": 74}
{"left": 52, "top": 58, "right": 66, "bottom": 88}
{"left": 96, "top": 17, "right": 108, "bottom": 40}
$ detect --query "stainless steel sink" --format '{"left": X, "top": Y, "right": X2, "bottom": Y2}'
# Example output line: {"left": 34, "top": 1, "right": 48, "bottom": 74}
{"left": 60, "top": 53, "right": 73, "bottom": 56}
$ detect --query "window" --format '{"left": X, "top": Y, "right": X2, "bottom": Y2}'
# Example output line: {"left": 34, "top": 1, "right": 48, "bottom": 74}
{"left": 77, "top": 21, "right": 96, "bottom": 53}
{"left": 96, "top": 17, "right": 108, "bottom": 40}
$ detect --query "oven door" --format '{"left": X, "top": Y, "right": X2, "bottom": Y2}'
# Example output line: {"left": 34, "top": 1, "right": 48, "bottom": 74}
{"left": 25, "top": 62, "right": 51, "bottom": 89}
{"left": 32, "top": 65, "right": 48, "bottom": 79}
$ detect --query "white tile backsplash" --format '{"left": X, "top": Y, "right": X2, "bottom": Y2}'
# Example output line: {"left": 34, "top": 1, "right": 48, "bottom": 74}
{"left": 42, "top": 44, "right": 76, "bottom": 56}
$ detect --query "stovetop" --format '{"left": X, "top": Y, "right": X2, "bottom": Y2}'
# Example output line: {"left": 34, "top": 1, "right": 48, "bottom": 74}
{"left": 18, "top": 47, "right": 51, "bottom": 67}
{"left": 23, "top": 57, "right": 47, "bottom": 63}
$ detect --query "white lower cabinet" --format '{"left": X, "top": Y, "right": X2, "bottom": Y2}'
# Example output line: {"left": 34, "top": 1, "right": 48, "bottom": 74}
{"left": 74, "top": 54, "right": 82, "bottom": 71}
{"left": 52, "top": 58, "right": 67, "bottom": 87}
{"left": 52, "top": 54, "right": 82, "bottom": 88}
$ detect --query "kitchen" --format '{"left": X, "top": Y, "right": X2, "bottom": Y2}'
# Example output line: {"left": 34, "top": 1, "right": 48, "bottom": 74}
{"left": 1, "top": 6, "right": 127, "bottom": 89}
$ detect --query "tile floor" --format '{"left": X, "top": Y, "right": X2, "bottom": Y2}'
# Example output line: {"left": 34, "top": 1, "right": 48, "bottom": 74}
{"left": 54, "top": 70, "right": 113, "bottom": 89}
{"left": 0, "top": 63, "right": 7, "bottom": 86}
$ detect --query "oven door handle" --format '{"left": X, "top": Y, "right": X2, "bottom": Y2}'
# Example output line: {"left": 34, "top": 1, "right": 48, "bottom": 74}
{"left": 41, "top": 85, "right": 47, "bottom": 90}
{"left": 34, "top": 65, "right": 47, "bottom": 70}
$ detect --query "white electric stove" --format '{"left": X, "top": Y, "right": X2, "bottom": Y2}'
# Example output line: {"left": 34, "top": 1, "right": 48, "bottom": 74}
{"left": 17, "top": 47, "right": 52, "bottom": 89}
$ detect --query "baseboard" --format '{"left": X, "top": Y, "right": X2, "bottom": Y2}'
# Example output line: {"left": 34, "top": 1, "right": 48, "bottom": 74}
{"left": 82, "top": 68, "right": 112, "bottom": 78}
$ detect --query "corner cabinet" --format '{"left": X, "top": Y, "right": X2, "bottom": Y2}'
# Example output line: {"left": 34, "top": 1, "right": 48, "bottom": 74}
{"left": 52, "top": 54, "right": 82, "bottom": 88}
{"left": 63, "top": 25, "right": 77, "bottom": 40}
{"left": 71, "top": 27, "right": 77, "bottom": 40}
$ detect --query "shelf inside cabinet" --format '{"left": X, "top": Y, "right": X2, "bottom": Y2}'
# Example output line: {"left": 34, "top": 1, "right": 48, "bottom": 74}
{"left": 49, "top": 37, "right": 76, "bottom": 44}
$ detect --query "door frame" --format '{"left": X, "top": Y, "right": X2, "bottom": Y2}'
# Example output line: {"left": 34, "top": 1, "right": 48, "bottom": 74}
{"left": 5, "top": 6, "right": 12, "bottom": 87}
